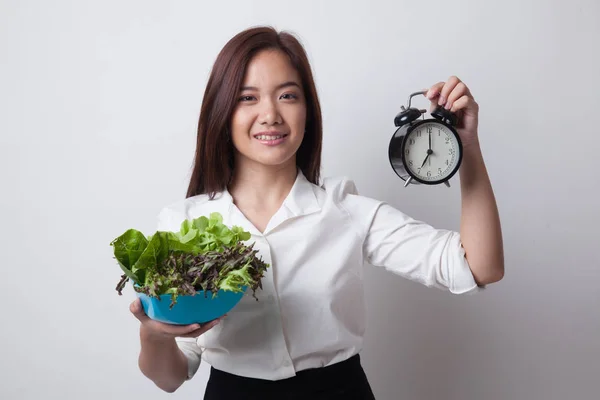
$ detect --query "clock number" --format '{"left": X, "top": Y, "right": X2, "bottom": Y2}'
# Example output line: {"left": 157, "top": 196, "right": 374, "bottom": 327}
{"left": 445, "top": 159, "right": 449, "bottom": 166}
{"left": 427, "top": 127, "right": 432, "bottom": 134}
{"left": 409, "top": 139, "right": 415, "bottom": 145}
{"left": 417, "top": 167, "right": 421, "bottom": 173}
{"left": 409, "top": 160, "right": 413, "bottom": 166}
{"left": 427, "top": 171, "right": 431, "bottom": 177}
{"left": 438, "top": 168, "right": 442, "bottom": 174}
{"left": 449, "top": 148, "right": 455, "bottom": 155}
{"left": 417, "top": 130, "right": 422, "bottom": 137}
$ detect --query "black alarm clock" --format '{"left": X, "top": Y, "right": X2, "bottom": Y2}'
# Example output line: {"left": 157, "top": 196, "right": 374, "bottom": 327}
{"left": 388, "top": 90, "right": 463, "bottom": 187}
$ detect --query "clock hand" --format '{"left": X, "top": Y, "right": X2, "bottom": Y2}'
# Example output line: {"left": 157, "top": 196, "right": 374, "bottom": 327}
{"left": 428, "top": 132, "right": 433, "bottom": 166}
{"left": 428, "top": 131, "right": 432, "bottom": 151}
{"left": 420, "top": 149, "right": 433, "bottom": 168}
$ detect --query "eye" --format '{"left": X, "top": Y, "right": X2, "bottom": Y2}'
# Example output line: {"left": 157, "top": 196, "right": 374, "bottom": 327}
{"left": 238, "top": 95, "right": 256, "bottom": 102}
{"left": 280, "top": 93, "right": 298, "bottom": 100}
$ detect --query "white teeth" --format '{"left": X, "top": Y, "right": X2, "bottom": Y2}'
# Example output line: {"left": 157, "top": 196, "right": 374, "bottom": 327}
{"left": 256, "top": 135, "right": 284, "bottom": 140}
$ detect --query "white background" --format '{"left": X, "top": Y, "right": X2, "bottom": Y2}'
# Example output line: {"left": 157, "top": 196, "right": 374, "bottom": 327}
{"left": 1, "top": 0, "right": 599, "bottom": 399}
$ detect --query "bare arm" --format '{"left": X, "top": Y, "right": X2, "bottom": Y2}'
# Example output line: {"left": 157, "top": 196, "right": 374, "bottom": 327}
{"left": 459, "top": 141, "right": 504, "bottom": 285}
{"left": 130, "top": 298, "right": 220, "bottom": 393}
{"left": 138, "top": 326, "right": 189, "bottom": 393}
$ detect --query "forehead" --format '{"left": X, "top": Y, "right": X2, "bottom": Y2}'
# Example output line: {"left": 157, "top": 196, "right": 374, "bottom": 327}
{"left": 241, "top": 49, "right": 301, "bottom": 87}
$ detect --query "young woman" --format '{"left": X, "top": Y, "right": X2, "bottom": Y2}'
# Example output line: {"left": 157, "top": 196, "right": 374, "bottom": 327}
{"left": 128, "top": 26, "right": 504, "bottom": 399}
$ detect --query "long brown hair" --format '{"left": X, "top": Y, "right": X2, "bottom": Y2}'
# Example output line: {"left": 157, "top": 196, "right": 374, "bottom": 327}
{"left": 185, "top": 26, "right": 323, "bottom": 199}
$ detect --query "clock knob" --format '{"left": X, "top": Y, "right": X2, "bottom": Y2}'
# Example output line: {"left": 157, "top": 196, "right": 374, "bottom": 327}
{"left": 431, "top": 105, "right": 458, "bottom": 126}
{"left": 394, "top": 108, "right": 422, "bottom": 127}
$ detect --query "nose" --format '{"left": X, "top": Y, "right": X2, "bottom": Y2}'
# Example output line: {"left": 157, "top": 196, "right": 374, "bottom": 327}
{"left": 258, "top": 99, "right": 282, "bottom": 126}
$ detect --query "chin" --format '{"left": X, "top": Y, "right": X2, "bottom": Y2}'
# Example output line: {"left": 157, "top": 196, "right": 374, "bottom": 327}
{"left": 235, "top": 151, "right": 297, "bottom": 169}
{"left": 254, "top": 154, "right": 297, "bottom": 167}
{"left": 234, "top": 141, "right": 300, "bottom": 167}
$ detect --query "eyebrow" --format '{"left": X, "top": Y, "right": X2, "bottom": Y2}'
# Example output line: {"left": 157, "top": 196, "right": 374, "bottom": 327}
{"left": 239, "top": 81, "right": 301, "bottom": 91}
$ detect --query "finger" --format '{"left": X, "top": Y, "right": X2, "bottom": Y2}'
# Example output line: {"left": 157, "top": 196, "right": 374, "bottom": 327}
{"left": 426, "top": 82, "right": 445, "bottom": 112}
{"left": 130, "top": 298, "right": 150, "bottom": 323}
{"left": 438, "top": 76, "right": 461, "bottom": 107}
{"left": 175, "top": 318, "right": 223, "bottom": 338}
{"left": 444, "top": 81, "right": 469, "bottom": 111}
{"left": 450, "top": 95, "right": 478, "bottom": 114}
{"left": 426, "top": 82, "right": 445, "bottom": 101}
{"left": 156, "top": 321, "right": 204, "bottom": 336}
{"left": 160, "top": 314, "right": 226, "bottom": 336}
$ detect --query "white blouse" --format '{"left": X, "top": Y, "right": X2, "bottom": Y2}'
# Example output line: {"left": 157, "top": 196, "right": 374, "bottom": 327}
{"left": 155, "top": 170, "right": 482, "bottom": 381}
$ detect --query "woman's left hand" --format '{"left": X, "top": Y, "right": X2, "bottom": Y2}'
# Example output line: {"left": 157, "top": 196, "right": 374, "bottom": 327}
{"left": 425, "top": 76, "right": 479, "bottom": 146}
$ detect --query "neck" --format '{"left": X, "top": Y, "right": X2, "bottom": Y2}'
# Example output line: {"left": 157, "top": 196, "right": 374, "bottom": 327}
{"left": 228, "top": 157, "right": 298, "bottom": 209}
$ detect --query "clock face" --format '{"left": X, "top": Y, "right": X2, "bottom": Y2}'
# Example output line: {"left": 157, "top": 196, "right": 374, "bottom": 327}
{"left": 403, "top": 121, "right": 461, "bottom": 183}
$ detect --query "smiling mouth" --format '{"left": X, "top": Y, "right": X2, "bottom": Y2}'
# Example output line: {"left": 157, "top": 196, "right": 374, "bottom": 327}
{"left": 253, "top": 133, "right": 288, "bottom": 140}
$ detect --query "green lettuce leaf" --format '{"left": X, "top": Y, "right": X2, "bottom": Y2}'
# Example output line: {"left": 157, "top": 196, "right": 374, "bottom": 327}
{"left": 110, "top": 229, "right": 149, "bottom": 282}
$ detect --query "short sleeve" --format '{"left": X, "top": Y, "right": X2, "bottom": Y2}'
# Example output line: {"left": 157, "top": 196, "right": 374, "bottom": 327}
{"left": 156, "top": 207, "right": 204, "bottom": 380}
{"left": 363, "top": 202, "right": 484, "bottom": 294}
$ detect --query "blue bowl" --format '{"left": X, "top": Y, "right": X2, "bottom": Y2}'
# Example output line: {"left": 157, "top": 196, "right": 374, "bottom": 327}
{"left": 136, "top": 287, "right": 247, "bottom": 325}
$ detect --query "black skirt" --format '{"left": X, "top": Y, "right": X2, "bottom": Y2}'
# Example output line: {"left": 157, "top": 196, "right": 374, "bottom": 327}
{"left": 203, "top": 354, "right": 376, "bottom": 400}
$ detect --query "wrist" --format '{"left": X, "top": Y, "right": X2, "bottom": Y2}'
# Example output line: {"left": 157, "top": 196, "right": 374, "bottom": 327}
{"left": 461, "top": 133, "right": 480, "bottom": 151}
{"left": 140, "top": 324, "right": 174, "bottom": 345}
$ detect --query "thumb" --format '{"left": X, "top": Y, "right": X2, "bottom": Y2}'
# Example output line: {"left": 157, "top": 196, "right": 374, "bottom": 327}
{"left": 129, "top": 298, "right": 149, "bottom": 323}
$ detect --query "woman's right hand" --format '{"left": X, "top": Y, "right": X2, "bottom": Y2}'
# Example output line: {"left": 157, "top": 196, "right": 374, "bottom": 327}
{"left": 129, "top": 297, "right": 223, "bottom": 340}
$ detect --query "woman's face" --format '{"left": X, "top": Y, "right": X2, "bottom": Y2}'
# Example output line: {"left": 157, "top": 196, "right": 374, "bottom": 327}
{"left": 230, "top": 49, "right": 307, "bottom": 170}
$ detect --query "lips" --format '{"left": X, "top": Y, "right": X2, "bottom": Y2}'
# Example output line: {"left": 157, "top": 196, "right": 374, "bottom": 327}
{"left": 253, "top": 131, "right": 288, "bottom": 140}
{"left": 253, "top": 131, "right": 289, "bottom": 146}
